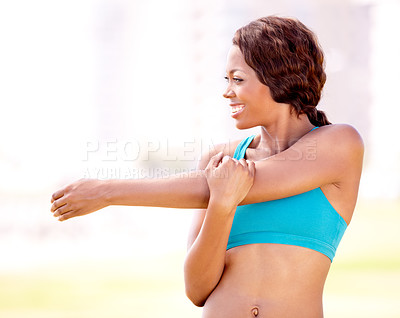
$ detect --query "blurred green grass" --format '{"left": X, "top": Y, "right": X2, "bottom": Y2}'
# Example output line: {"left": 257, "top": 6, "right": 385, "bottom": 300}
{"left": 0, "top": 255, "right": 202, "bottom": 318}
{"left": 0, "top": 199, "right": 399, "bottom": 318}
{"left": 324, "top": 199, "right": 400, "bottom": 318}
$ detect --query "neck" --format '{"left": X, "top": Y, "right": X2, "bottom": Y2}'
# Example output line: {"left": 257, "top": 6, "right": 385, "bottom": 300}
{"left": 258, "top": 114, "right": 315, "bottom": 155}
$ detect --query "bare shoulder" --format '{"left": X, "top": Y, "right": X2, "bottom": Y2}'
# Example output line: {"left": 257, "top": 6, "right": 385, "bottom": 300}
{"left": 312, "top": 124, "right": 364, "bottom": 160}
{"left": 195, "top": 138, "right": 245, "bottom": 170}
{"left": 315, "top": 123, "right": 363, "bottom": 143}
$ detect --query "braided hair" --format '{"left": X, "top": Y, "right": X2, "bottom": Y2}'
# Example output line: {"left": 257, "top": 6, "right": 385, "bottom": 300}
{"left": 233, "top": 16, "right": 331, "bottom": 126}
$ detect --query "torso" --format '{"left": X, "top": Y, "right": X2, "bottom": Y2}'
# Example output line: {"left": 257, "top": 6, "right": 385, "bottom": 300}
{"left": 200, "top": 124, "right": 361, "bottom": 317}
{"left": 202, "top": 244, "right": 329, "bottom": 318}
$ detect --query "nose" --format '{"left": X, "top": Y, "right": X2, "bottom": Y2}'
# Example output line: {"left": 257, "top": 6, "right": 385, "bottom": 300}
{"left": 223, "top": 85, "right": 235, "bottom": 99}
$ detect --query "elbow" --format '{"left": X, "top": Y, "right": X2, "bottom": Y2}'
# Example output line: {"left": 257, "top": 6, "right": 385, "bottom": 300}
{"left": 183, "top": 264, "right": 209, "bottom": 307}
{"left": 184, "top": 252, "right": 220, "bottom": 307}
{"left": 185, "top": 285, "right": 207, "bottom": 307}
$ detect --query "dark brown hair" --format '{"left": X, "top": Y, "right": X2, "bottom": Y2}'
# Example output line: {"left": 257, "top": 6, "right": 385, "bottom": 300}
{"left": 233, "top": 16, "right": 331, "bottom": 126}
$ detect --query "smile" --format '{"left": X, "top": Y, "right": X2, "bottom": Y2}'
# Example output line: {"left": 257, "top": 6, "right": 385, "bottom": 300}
{"left": 230, "top": 104, "right": 245, "bottom": 117}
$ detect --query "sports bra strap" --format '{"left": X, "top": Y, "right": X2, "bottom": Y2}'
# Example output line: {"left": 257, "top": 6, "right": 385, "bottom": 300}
{"left": 233, "top": 135, "right": 256, "bottom": 160}
{"left": 233, "top": 127, "right": 318, "bottom": 160}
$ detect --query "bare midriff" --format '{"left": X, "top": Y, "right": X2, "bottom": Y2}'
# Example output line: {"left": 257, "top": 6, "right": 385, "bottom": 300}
{"left": 202, "top": 243, "right": 331, "bottom": 318}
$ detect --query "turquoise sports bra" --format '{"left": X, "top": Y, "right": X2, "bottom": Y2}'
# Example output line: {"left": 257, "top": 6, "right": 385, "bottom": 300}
{"left": 227, "top": 129, "right": 347, "bottom": 262}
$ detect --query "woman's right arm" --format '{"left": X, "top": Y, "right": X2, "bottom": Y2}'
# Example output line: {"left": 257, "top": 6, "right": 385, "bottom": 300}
{"left": 183, "top": 153, "right": 255, "bottom": 307}
{"left": 184, "top": 199, "right": 236, "bottom": 307}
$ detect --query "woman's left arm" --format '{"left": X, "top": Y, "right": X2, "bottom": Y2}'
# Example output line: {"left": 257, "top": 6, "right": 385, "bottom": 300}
{"left": 51, "top": 124, "right": 363, "bottom": 220}
{"left": 241, "top": 124, "right": 364, "bottom": 204}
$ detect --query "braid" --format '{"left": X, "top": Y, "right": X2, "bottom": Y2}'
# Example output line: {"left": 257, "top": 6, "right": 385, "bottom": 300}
{"left": 303, "top": 107, "right": 331, "bottom": 126}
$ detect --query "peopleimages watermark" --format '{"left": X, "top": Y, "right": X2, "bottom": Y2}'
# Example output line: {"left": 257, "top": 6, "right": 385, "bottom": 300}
{"left": 82, "top": 138, "right": 217, "bottom": 162}
{"left": 82, "top": 137, "right": 318, "bottom": 163}
{"left": 83, "top": 167, "right": 202, "bottom": 179}
{"left": 81, "top": 137, "right": 318, "bottom": 179}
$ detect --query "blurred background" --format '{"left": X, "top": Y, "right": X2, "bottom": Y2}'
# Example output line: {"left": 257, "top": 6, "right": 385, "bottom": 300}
{"left": 0, "top": 0, "right": 399, "bottom": 317}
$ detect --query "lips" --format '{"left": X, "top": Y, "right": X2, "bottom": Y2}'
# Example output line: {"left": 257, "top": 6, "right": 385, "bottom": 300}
{"left": 230, "top": 103, "right": 245, "bottom": 117}
{"left": 231, "top": 105, "right": 244, "bottom": 114}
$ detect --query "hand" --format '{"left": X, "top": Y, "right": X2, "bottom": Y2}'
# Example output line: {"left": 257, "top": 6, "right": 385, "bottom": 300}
{"left": 204, "top": 152, "right": 255, "bottom": 209}
{"left": 50, "top": 179, "right": 109, "bottom": 221}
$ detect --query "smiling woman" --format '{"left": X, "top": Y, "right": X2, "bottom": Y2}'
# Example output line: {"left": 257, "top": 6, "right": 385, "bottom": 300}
{"left": 224, "top": 46, "right": 278, "bottom": 128}
{"left": 51, "top": 16, "right": 363, "bottom": 318}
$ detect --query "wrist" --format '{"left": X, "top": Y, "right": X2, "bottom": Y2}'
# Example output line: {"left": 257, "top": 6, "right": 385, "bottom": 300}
{"left": 101, "top": 179, "right": 117, "bottom": 206}
{"left": 208, "top": 195, "right": 237, "bottom": 213}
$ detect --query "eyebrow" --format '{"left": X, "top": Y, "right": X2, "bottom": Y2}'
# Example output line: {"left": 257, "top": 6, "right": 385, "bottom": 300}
{"left": 226, "top": 68, "right": 245, "bottom": 74}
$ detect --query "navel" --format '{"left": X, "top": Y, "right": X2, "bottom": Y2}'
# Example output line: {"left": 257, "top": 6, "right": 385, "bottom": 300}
{"left": 251, "top": 306, "right": 259, "bottom": 317}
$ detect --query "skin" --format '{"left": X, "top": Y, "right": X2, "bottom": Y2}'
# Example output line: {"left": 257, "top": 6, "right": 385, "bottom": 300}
{"left": 50, "top": 45, "right": 364, "bottom": 317}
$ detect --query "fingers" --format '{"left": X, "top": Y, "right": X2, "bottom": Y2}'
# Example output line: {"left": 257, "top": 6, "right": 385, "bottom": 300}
{"left": 51, "top": 189, "right": 64, "bottom": 203}
{"left": 222, "top": 154, "right": 231, "bottom": 163}
{"left": 209, "top": 151, "right": 224, "bottom": 168}
{"left": 208, "top": 153, "right": 254, "bottom": 175}
{"left": 247, "top": 160, "right": 256, "bottom": 177}
{"left": 58, "top": 210, "right": 79, "bottom": 222}
{"left": 238, "top": 158, "right": 248, "bottom": 167}
{"left": 51, "top": 196, "right": 68, "bottom": 213}
{"left": 222, "top": 156, "right": 251, "bottom": 169}
{"left": 237, "top": 158, "right": 255, "bottom": 178}
{"left": 53, "top": 203, "right": 73, "bottom": 217}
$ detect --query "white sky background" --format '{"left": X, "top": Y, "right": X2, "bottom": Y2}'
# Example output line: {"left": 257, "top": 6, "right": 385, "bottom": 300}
{"left": 0, "top": 1, "right": 97, "bottom": 193}
{"left": 0, "top": 0, "right": 197, "bottom": 194}
{"left": 0, "top": 0, "right": 199, "bottom": 269}
{"left": 367, "top": 1, "right": 400, "bottom": 197}
{"left": 0, "top": 0, "right": 399, "bottom": 269}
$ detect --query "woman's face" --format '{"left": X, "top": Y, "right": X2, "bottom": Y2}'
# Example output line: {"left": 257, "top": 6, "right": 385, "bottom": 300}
{"left": 223, "top": 45, "right": 276, "bottom": 129}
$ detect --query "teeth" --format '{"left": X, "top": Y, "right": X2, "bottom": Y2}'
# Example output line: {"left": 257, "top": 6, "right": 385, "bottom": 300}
{"left": 231, "top": 105, "right": 244, "bottom": 114}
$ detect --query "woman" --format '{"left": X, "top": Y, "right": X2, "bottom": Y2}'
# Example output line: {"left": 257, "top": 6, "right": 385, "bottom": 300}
{"left": 51, "top": 16, "right": 364, "bottom": 317}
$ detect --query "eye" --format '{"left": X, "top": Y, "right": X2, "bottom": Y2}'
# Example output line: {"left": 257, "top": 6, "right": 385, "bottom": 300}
{"left": 224, "top": 76, "right": 243, "bottom": 83}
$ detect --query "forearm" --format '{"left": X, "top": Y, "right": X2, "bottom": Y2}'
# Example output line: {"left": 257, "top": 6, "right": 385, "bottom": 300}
{"left": 184, "top": 199, "right": 236, "bottom": 307}
{"left": 104, "top": 170, "right": 210, "bottom": 209}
